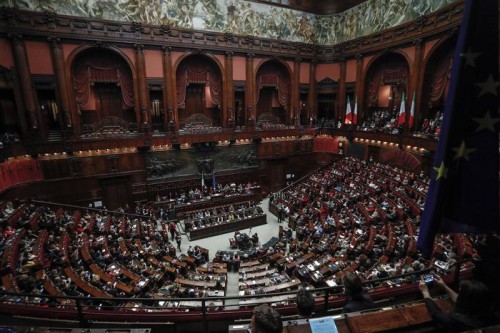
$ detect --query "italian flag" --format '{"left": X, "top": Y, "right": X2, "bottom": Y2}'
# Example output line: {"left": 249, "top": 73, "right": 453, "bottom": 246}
{"left": 344, "top": 95, "right": 352, "bottom": 124}
{"left": 201, "top": 171, "right": 205, "bottom": 192}
{"left": 397, "top": 91, "right": 406, "bottom": 126}
{"left": 353, "top": 95, "right": 358, "bottom": 125}
{"left": 408, "top": 92, "right": 415, "bottom": 129}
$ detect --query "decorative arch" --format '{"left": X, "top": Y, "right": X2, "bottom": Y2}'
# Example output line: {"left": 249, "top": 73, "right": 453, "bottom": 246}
{"left": 363, "top": 52, "right": 410, "bottom": 124}
{"left": 68, "top": 46, "right": 136, "bottom": 128}
{"left": 174, "top": 53, "right": 224, "bottom": 127}
{"left": 420, "top": 37, "right": 456, "bottom": 128}
{"left": 254, "top": 59, "right": 291, "bottom": 125}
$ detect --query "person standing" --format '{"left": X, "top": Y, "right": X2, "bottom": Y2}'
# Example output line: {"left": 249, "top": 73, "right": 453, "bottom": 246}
{"left": 175, "top": 234, "right": 181, "bottom": 250}
{"left": 168, "top": 221, "right": 177, "bottom": 241}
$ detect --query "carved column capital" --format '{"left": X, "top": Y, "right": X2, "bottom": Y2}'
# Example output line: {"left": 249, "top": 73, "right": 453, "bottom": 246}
{"left": 413, "top": 38, "right": 423, "bottom": 46}
{"left": 134, "top": 43, "right": 144, "bottom": 53}
{"left": 47, "top": 36, "right": 61, "bottom": 45}
{"left": 161, "top": 45, "right": 172, "bottom": 54}
{"left": 7, "top": 33, "right": 23, "bottom": 43}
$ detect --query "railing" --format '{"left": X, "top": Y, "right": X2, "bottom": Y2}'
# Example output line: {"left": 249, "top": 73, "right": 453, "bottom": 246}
{"left": 0, "top": 266, "right": 471, "bottom": 330}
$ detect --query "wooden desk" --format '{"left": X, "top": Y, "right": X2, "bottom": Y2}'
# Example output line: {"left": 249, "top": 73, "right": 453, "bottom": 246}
{"left": 231, "top": 299, "right": 453, "bottom": 333}
{"left": 63, "top": 267, "right": 111, "bottom": 299}
{"left": 286, "top": 252, "right": 315, "bottom": 271}
{"left": 240, "top": 263, "right": 269, "bottom": 274}
{"left": 269, "top": 252, "right": 285, "bottom": 262}
{"left": 241, "top": 268, "right": 277, "bottom": 280}
{"left": 208, "top": 261, "right": 227, "bottom": 269}
{"left": 183, "top": 255, "right": 196, "bottom": 268}
{"left": 164, "top": 255, "right": 187, "bottom": 269}
{"left": 175, "top": 277, "right": 217, "bottom": 289}
{"left": 176, "top": 192, "right": 260, "bottom": 217}
{"left": 263, "top": 279, "right": 301, "bottom": 293}
{"left": 35, "top": 270, "right": 75, "bottom": 306}
{"left": 239, "top": 277, "right": 270, "bottom": 289}
{"left": 197, "top": 265, "right": 228, "bottom": 274}
{"left": 89, "top": 263, "right": 134, "bottom": 294}
{"left": 345, "top": 299, "right": 454, "bottom": 333}
{"left": 189, "top": 214, "right": 266, "bottom": 241}
{"left": 240, "top": 260, "right": 261, "bottom": 268}
{"left": 238, "top": 294, "right": 297, "bottom": 307}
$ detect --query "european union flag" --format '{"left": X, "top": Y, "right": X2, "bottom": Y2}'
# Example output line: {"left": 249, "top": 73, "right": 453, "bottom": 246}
{"left": 417, "top": 0, "right": 499, "bottom": 256}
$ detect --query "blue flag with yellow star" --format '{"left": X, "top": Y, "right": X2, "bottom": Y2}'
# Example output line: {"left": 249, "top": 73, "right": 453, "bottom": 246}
{"left": 417, "top": 0, "right": 499, "bottom": 257}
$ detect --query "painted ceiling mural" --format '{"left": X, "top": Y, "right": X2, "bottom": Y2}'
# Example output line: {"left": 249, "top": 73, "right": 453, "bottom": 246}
{"left": 1, "top": 0, "right": 457, "bottom": 45}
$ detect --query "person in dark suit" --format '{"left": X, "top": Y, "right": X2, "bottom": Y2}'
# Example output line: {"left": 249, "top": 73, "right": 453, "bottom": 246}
{"left": 296, "top": 288, "right": 315, "bottom": 318}
{"left": 342, "top": 272, "right": 375, "bottom": 313}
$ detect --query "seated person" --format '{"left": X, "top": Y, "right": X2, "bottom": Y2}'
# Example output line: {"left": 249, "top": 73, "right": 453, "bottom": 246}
{"left": 342, "top": 272, "right": 375, "bottom": 313}
{"left": 296, "top": 288, "right": 315, "bottom": 318}
{"left": 419, "top": 275, "right": 496, "bottom": 332}
{"left": 251, "top": 304, "right": 283, "bottom": 333}
{"left": 252, "top": 233, "right": 259, "bottom": 245}
{"left": 187, "top": 245, "right": 194, "bottom": 257}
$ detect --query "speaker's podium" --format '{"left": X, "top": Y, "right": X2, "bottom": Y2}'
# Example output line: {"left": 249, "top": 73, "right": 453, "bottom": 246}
{"left": 229, "top": 298, "right": 454, "bottom": 333}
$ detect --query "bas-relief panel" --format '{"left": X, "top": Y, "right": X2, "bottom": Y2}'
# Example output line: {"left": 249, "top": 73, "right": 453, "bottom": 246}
{"left": 145, "top": 143, "right": 257, "bottom": 179}
{"left": 2, "top": 0, "right": 458, "bottom": 46}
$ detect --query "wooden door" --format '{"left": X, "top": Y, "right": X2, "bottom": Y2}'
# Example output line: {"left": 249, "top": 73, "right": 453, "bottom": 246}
{"left": 95, "top": 83, "right": 122, "bottom": 119}
{"left": 100, "top": 177, "right": 130, "bottom": 211}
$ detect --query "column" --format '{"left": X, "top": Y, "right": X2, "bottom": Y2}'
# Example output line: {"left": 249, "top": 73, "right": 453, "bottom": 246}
{"left": 9, "top": 34, "right": 40, "bottom": 135}
{"left": 162, "top": 46, "right": 176, "bottom": 131}
{"left": 409, "top": 39, "right": 424, "bottom": 130}
{"left": 292, "top": 57, "right": 301, "bottom": 125}
{"left": 48, "top": 37, "right": 73, "bottom": 132}
{"left": 225, "top": 51, "right": 234, "bottom": 127}
{"left": 307, "top": 59, "right": 317, "bottom": 125}
{"left": 336, "top": 58, "right": 346, "bottom": 121}
{"left": 134, "top": 43, "right": 149, "bottom": 128}
{"left": 355, "top": 53, "right": 364, "bottom": 123}
{"left": 245, "top": 53, "right": 255, "bottom": 127}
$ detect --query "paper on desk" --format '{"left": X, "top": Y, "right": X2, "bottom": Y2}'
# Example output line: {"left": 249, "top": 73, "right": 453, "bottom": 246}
{"left": 309, "top": 317, "right": 338, "bottom": 333}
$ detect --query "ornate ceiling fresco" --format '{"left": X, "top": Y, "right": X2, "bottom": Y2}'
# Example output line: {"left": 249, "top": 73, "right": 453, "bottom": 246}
{"left": 0, "top": 0, "right": 457, "bottom": 45}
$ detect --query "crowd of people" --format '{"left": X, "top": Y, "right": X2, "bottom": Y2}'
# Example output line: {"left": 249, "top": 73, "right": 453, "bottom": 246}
{"left": 0, "top": 155, "right": 497, "bottom": 330}
{"left": 358, "top": 109, "right": 402, "bottom": 134}
{"left": 413, "top": 111, "right": 443, "bottom": 139}
{"left": 271, "top": 157, "right": 475, "bottom": 290}
{"left": 0, "top": 132, "right": 21, "bottom": 149}
{"left": 0, "top": 202, "right": 224, "bottom": 308}
{"left": 183, "top": 202, "right": 263, "bottom": 231}
{"left": 154, "top": 181, "right": 259, "bottom": 205}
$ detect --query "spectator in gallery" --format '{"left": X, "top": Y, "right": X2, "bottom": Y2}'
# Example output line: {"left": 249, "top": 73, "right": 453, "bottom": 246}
{"left": 251, "top": 304, "right": 283, "bottom": 333}
{"left": 342, "top": 272, "right": 376, "bottom": 313}
{"left": 419, "top": 276, "right": 497, "bottom": 332}
{"left": 296, "top": 288, "right": 315, "bottom": 318}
